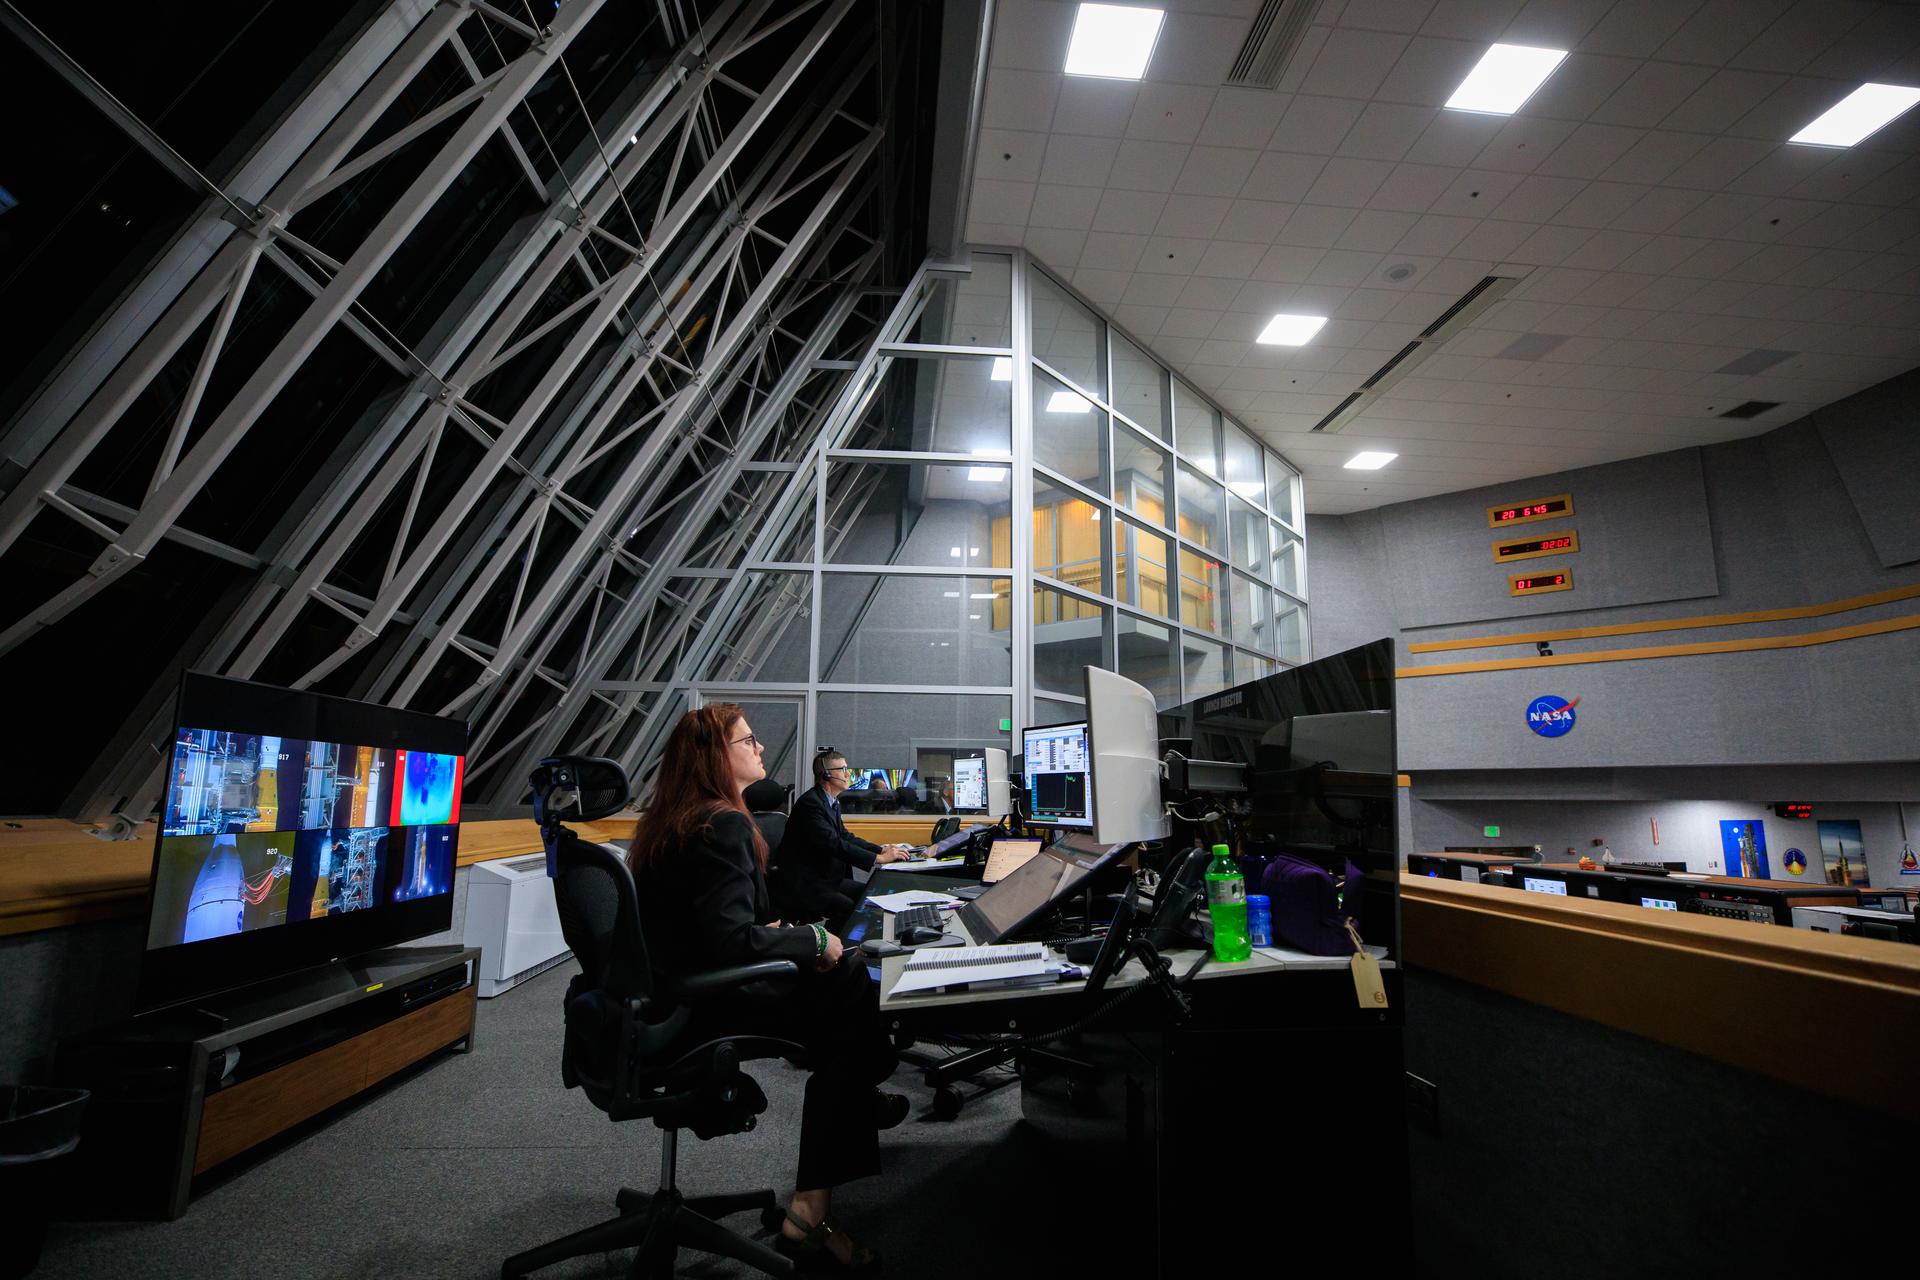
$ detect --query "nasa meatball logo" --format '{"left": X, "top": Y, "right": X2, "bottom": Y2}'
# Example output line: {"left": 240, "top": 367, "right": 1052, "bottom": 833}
{"left": 1526, "top": 695, "right": 1578, "bottom": 738}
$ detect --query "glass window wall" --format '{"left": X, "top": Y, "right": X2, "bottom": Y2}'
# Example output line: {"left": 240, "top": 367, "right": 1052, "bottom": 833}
{"left": 841, "top": 353, "right": 1010, "bottom": 455}
{"left": 1110, "top": 331, "right": 1167, "bottom": 438}
{"left": 1032, "top": 476, "right": 1108, "bottom": 602}
{"left": 1034, "top": 586, "right": 1107, "bottom": 694}
{"left": 1176, "top": 463, "right": 1225, "bottom": 554}
{"left": 1113, "top": 425, "right": 1171, "bottom": 530}
{"left": 1115, "top": 517, "right": 1173, "bottom": 621}
{"left": 902, "top": 254, "right": 1012, "bottom": 347}
{"left": 1032, "top": 368, "right": 1108, "bottom": 494}
{"left": 1116, "top": 613, "right": 1178, "bottom": 708}
{"left": 825, "top": 460, "right": 1010, "bottom": 568}
{"left": 1029, "top": 270, "right": 1104, "bottom": 395}
{"left": 1181, "top": 633, "right": 1229, "bottom": 702}
{"left": 1173, "top": 380, "right": 1218, "bottom": 477}
{"left": 1179, "top": 548, "right": 1224, "bottom": 634}
{"left": 816, "top": 692, "right": 1013, "bottom": 815}
{"left": 819, "top": 575, "right": 1012, "bottom": 686}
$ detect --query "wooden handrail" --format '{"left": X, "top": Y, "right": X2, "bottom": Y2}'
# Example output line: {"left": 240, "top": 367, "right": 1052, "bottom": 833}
{"left": 1401, "top": 874, "right": 1920, "bottom": 1120}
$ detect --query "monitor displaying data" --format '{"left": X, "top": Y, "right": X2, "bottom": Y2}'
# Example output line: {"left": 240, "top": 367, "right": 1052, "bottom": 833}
{"left": 1022, "top": 720, "right": 1091, "bottom": 828}
{"left": 953, "top": 755, "right": 986, "bottom": 811}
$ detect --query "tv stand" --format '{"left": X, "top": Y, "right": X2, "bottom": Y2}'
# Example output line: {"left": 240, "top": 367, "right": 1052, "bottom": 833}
{"left": 57, "top": 945, "right": 479, "bottom": 1219}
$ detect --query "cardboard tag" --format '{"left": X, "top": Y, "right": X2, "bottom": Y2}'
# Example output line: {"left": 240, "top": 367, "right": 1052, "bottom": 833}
{"left": 1345, "top": 921, "right": 1387, "bottom": 1009}
{"left": 1349, "top": 951, "right": 1387, "bottom": 1009}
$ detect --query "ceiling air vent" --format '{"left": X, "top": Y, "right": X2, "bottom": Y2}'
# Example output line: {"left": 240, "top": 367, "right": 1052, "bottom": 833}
{"left": 1310, "top": 274, "right": 1525, "bottom": 432}
{"left": 1225, "top": 0, "right": 1326, "bottom": 89}
{"left": 1718, "top": 400, "right": 1781, "bottom": 419}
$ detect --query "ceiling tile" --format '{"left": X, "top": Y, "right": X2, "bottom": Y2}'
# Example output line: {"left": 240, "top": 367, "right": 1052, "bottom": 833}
{"left": 1079, "top": 231, "right": 1151, "bottom": 272}
{"left": 1658, "top": 68, "right": 1790, "bottom": 135}
{"left": 1534, "top": 121, "right": 1646, "bottom": 178}
{"left": 1728, "top": 75, "right": 1865, "bottom": 143}
{"left": 1404, "top": 111, "right": 1508, "bottom": 166}
{"left": 1147, "top": 12, "right": 1252, "bottom": 85}
{"left": 1600, "top": 130, "right": 1714, "bottom": 185}
{"left": 1195, "top": 89, "right": 1294, "bottom": 149}
{"left": 1561, "top": 228, "right": 1653, "bottom": 270}
{"left": 1486, "top": 172, "right": 1589, "bottom": 222}
{"left": 1366, "top": 161, "right": 1460, "bottom": 213}
{"left": 973, "top": 130, "right": 1051, "bottom": 185}
{"left": 1450, "top": 219, "right": 1537, "bottom": 260}
{"left": 1306, "top": 249, "right": 1385, "bottom": 287}
{"left": 1591, "top": 62, "right": 1708, "bottom": 129}
{"left": 1678, "top": 136, "right": 1779, "bottom": 191}
{"left": 1578, "top": 0, "right": 1710, "bottom": 59}
{"left": 1155, "top": 194, "right": 1234, "bottom": 239}
{"left": 1471, "top": 116, "right": 1583, "bottom": 173}
{"left": 1654, "top": 0, "right": 1797, "bottom": 66}
{"left": 1430, "top": 167, "right": 1525, "bottom": 216}
{"left": 1728, "top": 0, "right": 1864, "bottom": 74}
{"left": 1136, "top": 234, "right": 1216, "bottom": 273}
{"left": 1049, "top": 79, "right": 1141, "bottom": 138}
{"left": 1800, "top": 5, "right": 1920, "bottom": 81}
{"left": 1375, "top": 36, "right": 1486, "bottom": 107}
{"left": 989, "top": 0, "right": 1077, "bottom": 72}
{"left": 1277, "top": 203, "right": 1362, "bottom": 247}
{"left": 1337, "top": 209, "right": 1424, "bottom": 251}
{"left": 1419, "top": 0, "right": 1530, "bottom": 43}
{"left": 1609, "top": 185, "right": 1712, "bottom": 234}
{"left": 1111, "top": 303, "right": 1169, "bottom": 337}
{"left": 970, "top": 179, "right": 1037, "bottom": 226}
{"left": 1024, "top": 226, "right": 1088, "bottom": 273}
{"left": 1194, "top": 240, "right": 1270, "bottom": 278}
{"left": 1339, "top": 103, "right": 1441, "bottom": 162}
{"left": 1121, "top": 273, "right": 1191, "bottom": 307}
{"left": 1039, "top": 134, "right": 1121, "bottom": 186}
{"left": 1176, "top": 276, "right": 1249, "bottom": 309}
{"left": 1106, "top": 139, "right": 1193, "bottom": 192}
{"left": 1303, "top": 156, "right": 1398, "bottom": 205}
{"left": 1301, "top": 28, "right": 1412, "bottom": 98}
{"left": 1252, "top": 244, "right": 1330, "bottom": 282}
{"left": 1174, "top": 146, "right": 1261, "bottom": 197}
{"left": 1506, "top": 223, "right": 1598, "bottom": 265}
{"left": 1216, "top": 198, "right": 1296, "bottom": 241}
{"left": 1093, "top": 189, "right": 1172, "bottom": 234}
{"left": 1029, "top": 183, "right": 1104, "bottom": 229}
{"left": 1393, "top": 213, "right": 1480, "bottom": 256}
{"left": 1521, "top": 52, "right": 1642, "bottom": 121}
{"left": 983, "top": 68, "right": 1063, "bottom": 132}
{"left": 1126, "top": 83, "right": 1221, "bottom": 143}
{"left": 1273, "top": 96, "right": 1367, "bottom": 154}
{"left": 1071, "top": 268, "right": 1132, "bottom": 305}
{"left": 1240, "top": 152, "right": 1331, "bottom": 201}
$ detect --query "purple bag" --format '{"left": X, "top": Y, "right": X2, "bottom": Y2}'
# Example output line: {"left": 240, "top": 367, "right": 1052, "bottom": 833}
{"left": 1256, "top": 854, "right": 1362, "bottom": 956}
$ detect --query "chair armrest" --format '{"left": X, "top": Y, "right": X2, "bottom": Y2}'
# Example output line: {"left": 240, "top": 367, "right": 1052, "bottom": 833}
{"left": 668, "top": 960, "right": 800, "bottom": 1000}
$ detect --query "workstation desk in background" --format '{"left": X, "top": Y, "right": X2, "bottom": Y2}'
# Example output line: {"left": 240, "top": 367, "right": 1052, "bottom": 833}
{"left": 1489, "top": 862, "right": 1863, "bottom": 924}
{"left": 1405, "top": 851, "right": 1535, "bottom": 883}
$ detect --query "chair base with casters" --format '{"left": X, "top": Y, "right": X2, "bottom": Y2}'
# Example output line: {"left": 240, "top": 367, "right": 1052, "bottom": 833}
{"left": 503, "top": 756, "right": 806, "bottom": 1279}
{"left": 501, "top": 1127, "right": 791, "bottom": 1279}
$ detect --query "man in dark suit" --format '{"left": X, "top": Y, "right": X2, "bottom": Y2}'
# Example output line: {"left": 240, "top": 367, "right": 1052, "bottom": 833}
{"left": 773, "top": 749, "right": 912, "bottom": 925}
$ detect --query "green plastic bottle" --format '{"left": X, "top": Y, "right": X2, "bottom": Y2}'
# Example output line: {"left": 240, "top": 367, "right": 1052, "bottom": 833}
{"left": 1204, "top": 843, "right": 1251, "bottom": 962}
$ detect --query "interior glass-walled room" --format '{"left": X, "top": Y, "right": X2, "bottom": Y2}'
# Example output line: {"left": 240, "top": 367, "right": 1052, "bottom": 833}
{"left": 636, "top": 250, "right": 1310, "bottom": 810}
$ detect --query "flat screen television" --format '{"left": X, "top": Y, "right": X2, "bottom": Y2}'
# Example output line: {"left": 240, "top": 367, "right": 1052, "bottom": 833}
{"left": 139, "top": 672, "right": 469, "bottom": 1011}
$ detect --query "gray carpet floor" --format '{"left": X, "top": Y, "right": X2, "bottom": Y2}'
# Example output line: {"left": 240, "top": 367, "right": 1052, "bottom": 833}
{"left": 34, "top": 962, "right": 1046, "bottom": 1279}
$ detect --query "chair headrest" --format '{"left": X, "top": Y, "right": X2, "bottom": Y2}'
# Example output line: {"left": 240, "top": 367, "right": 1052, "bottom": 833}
{"left": 532, "top": 756, "right": 631, "bottom": 824}
{"left": 742, "top": 778, "right": 789, "bottom": 813}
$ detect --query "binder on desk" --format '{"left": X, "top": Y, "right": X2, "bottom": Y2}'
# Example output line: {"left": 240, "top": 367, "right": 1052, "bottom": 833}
{"left": 890, "top": 942, "right": 1050, "bottom": 994}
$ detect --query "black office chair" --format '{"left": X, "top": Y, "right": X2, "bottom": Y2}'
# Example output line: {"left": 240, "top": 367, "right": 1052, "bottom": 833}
{"left": 503, "top": 757, "right": 804, "bottom": 1280}
{"left": 743, "top": 778, "right": 790, "bottom": 855}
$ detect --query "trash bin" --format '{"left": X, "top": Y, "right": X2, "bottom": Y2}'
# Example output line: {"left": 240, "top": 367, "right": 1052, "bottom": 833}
{"left": 0, "top": 1087, "right": 89, "bottom": 1279}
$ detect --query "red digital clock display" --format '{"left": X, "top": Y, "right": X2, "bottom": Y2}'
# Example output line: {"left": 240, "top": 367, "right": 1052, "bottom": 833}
{"left": 1496, "top": 533, "right": 1577, "bottom": 558}
{"left": 1487, "top": 492, "right": 1573, "bottom": 528}
{"left": 1510, "top": 569, "right": 1573, "bottom": 596}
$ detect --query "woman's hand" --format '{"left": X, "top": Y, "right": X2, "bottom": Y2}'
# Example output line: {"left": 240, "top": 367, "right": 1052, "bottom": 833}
{"left": 815, "top": 931, "right": 844, "bottom": 971}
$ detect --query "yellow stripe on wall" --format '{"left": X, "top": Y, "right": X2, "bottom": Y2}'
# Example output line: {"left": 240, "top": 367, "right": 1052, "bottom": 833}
{"left": 1405, "top": 582, "right": 1920, "bottom": 654}
{"left": 1397, "top": 612, "right": 1920, "bottom": 679}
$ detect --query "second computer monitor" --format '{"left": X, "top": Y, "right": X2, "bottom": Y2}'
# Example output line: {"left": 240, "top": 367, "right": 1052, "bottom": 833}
{"left": 1021, "top": 720, "right": 1092, "bottom": 829}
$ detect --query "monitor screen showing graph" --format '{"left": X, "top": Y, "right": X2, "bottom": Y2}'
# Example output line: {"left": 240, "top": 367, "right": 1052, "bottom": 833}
{"left": 1021, "top": 720, "right": 1091, "bottom": 828}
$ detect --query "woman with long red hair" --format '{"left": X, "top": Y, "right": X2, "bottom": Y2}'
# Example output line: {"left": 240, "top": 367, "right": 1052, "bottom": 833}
{"left": 628, "top": 703, "right": 903, "bottom": 1271}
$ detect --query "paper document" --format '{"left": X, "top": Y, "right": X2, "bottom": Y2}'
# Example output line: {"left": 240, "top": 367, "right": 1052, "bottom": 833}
{"left": 865, "top": 890, "right": 962, "bottom": 913}
{"left": 891, "top": 942, "right": 1049, "bottom": 994}
{"left": 887, "top": 856, "right": 968, "bottom": 871}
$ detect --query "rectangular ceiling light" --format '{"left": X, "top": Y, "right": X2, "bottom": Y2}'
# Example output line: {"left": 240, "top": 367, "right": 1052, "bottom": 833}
{"left": 1790, "top": 83, "right": 1920, "bottom": 147}
{"left": 967, "top": 466, "right": 1010, "bottom": 481}
{"left": 1256, "top": 313, "right": 1327, "bottom": 346}
{"left": 1047, "top": 390, "right": 1094, "bottom": 413}
{"left": 1064, "top": 4, "right": 1165, "bottom": 80}
{"left": 1445, "top": 44, "right": 1568, "bottom": 115}
{"left": 1343, "top": 451, "right": 1397, "bottom": 470}
{"left": 990, "top": 356, "right": 1012, "bottom": 381}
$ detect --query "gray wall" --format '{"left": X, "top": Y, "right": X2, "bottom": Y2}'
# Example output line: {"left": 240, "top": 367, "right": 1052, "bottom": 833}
{"left": 1309, "top": 373, "right": 1920, "bottom": 776}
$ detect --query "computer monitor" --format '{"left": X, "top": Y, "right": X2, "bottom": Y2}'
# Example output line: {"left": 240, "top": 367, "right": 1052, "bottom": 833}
{"left": 953, "top": 756, "right": 986, "bottom": 811}
{"left": 956, "top": 831, "right": 1126, "bottom": 943}
{"left": 1021, "top": 720, "right": 1092, "bottom": 829}
{"left": 1084, "top": 666, "right": 1171, "bottom": 843}
{"left": 981, "top": 837, "right": 1042, "bottom": 884}
{"left": 983, "top": 746, "right": 1011, "bottom": 820}
{"left": 141, "top": 672, "right": 467, "bottom": 1012}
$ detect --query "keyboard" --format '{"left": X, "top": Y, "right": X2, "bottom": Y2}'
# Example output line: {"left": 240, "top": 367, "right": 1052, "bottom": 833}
{"left": 893, "top": 904, "right": 946, "bottom": 934}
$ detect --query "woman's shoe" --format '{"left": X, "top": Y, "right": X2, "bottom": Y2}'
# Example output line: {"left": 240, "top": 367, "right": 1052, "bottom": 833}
{"left": 874, "top": 1090, "right": 911, "bottom": 1130}
{"left": 776, "top": 1210, "right": 880, "bottom": 1272}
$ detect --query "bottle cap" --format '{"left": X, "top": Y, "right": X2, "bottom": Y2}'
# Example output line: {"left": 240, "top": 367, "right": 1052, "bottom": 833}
{"left": 1211, "top": 842, "right": 1231, "bottom": 857}
{"left": 1246, "top": 894, "right": 1269, "bottom": 906}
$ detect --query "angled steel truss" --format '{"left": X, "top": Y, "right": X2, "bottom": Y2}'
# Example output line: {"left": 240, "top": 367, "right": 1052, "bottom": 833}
{"left": 1, "top": 0, "right": 910, "bottom": 822}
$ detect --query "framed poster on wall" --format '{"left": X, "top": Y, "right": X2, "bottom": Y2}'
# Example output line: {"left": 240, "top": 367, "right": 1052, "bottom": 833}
{"left": 1720, "top": 819, "right": 1770, "bottom": 879}
{"left": 1817, "top": 820, "right": 1869, "bottom": 886}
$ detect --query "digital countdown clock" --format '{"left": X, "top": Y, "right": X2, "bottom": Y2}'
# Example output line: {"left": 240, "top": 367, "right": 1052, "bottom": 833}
{"left": 1487, "top": 492, "right": 1573, "bottom": 528}
{"left": 1510, "top": 569, "right": 1572, "bottom": 597}
{"left": 1492, "top": 529, "right": 1580, "bottom": 563}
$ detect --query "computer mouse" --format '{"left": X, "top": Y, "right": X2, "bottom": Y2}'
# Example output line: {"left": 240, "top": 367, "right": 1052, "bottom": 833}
{"left": 899, "top": 925, "right": 947, "bottom": 946}
{"left": 859, "top": 938, "right": 906, "bottom": 958}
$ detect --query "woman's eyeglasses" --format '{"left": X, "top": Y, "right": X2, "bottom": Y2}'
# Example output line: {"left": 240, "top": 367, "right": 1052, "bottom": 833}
{"left": 728, "top": 733, "right": 760, "bottom": 749}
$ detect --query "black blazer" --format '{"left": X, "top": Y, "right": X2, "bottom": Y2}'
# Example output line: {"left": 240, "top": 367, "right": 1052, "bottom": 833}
{"left": 634, "top": 809, "right": 817, "bottom": 984}
{"left": 773, "top": 786, "right": 882, "bottom": 911}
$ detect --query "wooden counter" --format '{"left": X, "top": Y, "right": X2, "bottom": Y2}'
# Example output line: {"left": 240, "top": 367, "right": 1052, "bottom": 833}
{"left": 1401, "top": 873, "right": 1920, "bottom": 1120}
